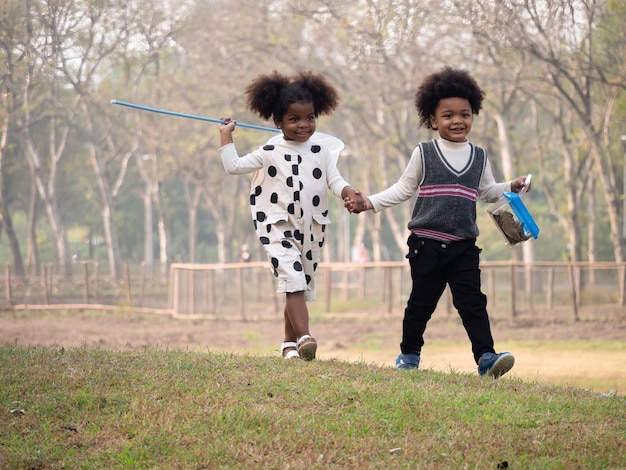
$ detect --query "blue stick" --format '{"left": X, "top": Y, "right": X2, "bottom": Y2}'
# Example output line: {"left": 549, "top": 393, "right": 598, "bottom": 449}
{"left": 110, "top": 100, "right": 280, "bottom": 133}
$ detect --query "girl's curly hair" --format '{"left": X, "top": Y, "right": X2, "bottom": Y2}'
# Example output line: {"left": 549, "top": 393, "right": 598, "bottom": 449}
{"left": 245, "top": 70, "right": 339, "bottom": 122}
{"left": 414, "top": 67, "right": 485, "bottom": 129}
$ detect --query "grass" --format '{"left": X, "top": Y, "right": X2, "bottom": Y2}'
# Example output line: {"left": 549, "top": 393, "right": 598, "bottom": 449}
{"left": 1, "top": 347, "right": 624, "bottom": 469}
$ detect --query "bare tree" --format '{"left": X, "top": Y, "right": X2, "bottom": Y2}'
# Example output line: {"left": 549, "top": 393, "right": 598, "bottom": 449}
{"left": 465, "top": 0, "right": 626, "bottom": 261}
{"left": 0, "top": 68, "right": 25, "bottom": 277}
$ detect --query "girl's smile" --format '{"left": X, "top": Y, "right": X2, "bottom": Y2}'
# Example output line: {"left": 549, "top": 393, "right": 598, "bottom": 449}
{"left": 276, "top": 101, "right": 316, "bottom": 142}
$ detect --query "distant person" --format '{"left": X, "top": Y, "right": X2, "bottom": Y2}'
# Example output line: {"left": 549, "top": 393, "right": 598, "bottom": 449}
{"left": 346, "top": 67, "right": 530, "bottom": 378}
{"left": 351, "top": 242, "right": 370, "bottom": 263}
{"left": 239, "top": 244, "right": 251, "bottom": 262}
{"left": 357, "top": 242, "right": 370, "bottom": 263}
{"left": 218, "top": 70, "right": 364, "bottom": 361}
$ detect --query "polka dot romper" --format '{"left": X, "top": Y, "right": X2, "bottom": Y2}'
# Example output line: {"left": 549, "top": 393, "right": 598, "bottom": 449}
{"left": 220, "top": 136, "right": 350, "bottom": 300}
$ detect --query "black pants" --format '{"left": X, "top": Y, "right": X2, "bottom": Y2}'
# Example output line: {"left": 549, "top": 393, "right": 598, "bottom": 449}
{"left": 401, "top": 235, "right": 495, "bottom": 364}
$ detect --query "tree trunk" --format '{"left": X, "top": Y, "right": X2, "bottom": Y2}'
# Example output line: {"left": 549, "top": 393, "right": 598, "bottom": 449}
{"left": 156, "top": 182, "right": 169, "bottom": 281}
{"left": 0, "top": 92, "right": 25, "bottom": 278}
{"left": 22, "top": 132, "right": 71, "bottom": 278}
{"left": 184, "top": 184, "right": 202, "bottom": 264}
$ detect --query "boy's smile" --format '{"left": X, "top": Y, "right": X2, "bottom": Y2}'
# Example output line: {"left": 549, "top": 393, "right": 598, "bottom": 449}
{"left": 429, "top": 97, "right": 473, "bottom": 142}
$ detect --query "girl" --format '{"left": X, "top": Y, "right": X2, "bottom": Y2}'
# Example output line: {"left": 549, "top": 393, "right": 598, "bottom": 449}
{"left": 218, "top": 70, "right": 362, "bottom": 361}
{"left": 347, "top": 67, "right": 530, "bottom": 378}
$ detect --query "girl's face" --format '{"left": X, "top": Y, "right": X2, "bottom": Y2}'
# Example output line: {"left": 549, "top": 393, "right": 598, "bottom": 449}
{"left": 429, "top": 97, "right": 473, "bottom": 142}
{"left": 275, "top": 101, "right": 316, "bottom": 142}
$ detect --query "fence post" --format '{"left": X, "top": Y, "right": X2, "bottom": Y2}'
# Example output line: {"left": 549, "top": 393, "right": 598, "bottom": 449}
{"left": 124, "top": 263, "right": 132, "bottom": 306}
{"left": 5, "top": 265, "right": 12, "bottom": 306}
{"left": 139, "top": 262, "right": 146, "bottom": 307}
{"left": 487, "top": 268, "right": 495, "bottom": 309}
{"left": 42, "top": 264, "right": 50, "bottom": 305}
{"left": 324, "top": 266, "right": 332, "bottom": 313}
{"left": 547, "top": 267, "right": 554, "bottom": 309}
{"left": 567, "top": 263, "right": 580, "bottom": 321}
{"left": 509, "top": 262, "right": 516, "bottom": 318}
{"left": 83, "top": 262, "right": 90, "bottom": 304}
{"left": 209, "top": 269, "right": 216, "bottom": 315}
{"left": 94, "top": 263, "right": 100, "bottom": 303}
{"left": 167, "top": 264, "right": 174, "bottom": 311}
{"left": 444, "top": 286, "right": 453, "bottom": 315}
{"left": 360, "top": 266, "right": 367, "bottom": 299}
{"left": 237, "top": 266, "right": 246, "bottom": 320}
{"left": 386, "top": 266, "right": 393, "bottom": 314}
{"left": 619, "top": 265, "right": 626, "bottom": 307}
{"left": 527, "top": 264, "right": 534, "bottom": 313}
{"left": 188, "top": 268, "right": 194, "bottom": 315}
{"left": 342, "top": 269, "right": 349, "bottom": 301}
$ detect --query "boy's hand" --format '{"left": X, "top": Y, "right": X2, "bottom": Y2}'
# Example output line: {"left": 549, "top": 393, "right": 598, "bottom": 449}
{"left": 511, "top": 175, "right": 531, "bottom": 193}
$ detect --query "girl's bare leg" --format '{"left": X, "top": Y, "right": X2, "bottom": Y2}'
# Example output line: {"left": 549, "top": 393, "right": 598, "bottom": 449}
{"left": 283, "top": 304, "right": 297, "bottom": 342}
{"left": 281, "top": 304, "right": 298, "bottom": 357}
{"left": 285, "top": 291, "right": 310, "bottom": 338}
{"left": 285, "top": 291, "right": 317, "bottom": 360}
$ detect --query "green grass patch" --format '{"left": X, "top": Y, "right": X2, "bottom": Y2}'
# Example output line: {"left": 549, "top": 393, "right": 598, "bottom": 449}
{"left": 0, "top": 347, "right": 624, "bottom": 469}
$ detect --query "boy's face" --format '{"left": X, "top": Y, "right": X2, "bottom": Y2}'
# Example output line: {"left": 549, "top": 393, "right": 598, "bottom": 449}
{"left": 429, "top": 97, "right": 473, "bottom": 142}
{"left": 275, "top": 101, "right": 316, "bottom": 142}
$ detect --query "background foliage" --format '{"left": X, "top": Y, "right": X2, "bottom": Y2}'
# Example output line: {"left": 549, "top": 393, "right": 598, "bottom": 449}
{"left": 1, "top": 0, "right": 625, "bottom": 279}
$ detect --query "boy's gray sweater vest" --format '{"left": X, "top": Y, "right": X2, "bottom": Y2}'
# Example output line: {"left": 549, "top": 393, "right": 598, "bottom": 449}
{"left": 407, "top": 140, "right": 487, "bottom": 242}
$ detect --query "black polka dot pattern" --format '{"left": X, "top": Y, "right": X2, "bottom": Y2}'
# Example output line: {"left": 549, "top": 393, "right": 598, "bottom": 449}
{"left": 244, "top": 142, "right": 339, "bottom": 298}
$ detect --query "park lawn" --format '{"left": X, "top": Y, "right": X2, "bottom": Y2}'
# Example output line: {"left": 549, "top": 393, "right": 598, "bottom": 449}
{"left": 1, "top": 346, "right": 624, "bottom": 469}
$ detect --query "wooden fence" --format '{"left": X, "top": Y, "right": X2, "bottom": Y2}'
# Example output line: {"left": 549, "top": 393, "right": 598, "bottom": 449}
{"left": 2, "top": 261, "right": 625, "bottom": 323}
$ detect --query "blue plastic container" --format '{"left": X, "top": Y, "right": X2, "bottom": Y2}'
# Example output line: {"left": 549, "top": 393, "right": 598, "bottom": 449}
{"left": 488, "top": 190, "right": 540, "bottom": 246}
{"left": 503, "top": 192, "right": 540, "bottom": 240}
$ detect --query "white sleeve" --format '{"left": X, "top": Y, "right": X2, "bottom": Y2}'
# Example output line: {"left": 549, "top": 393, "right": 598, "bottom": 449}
{"left": 323, "top": 148, "right": 351, "bottom": 198}
{"left": 478, "top": 158, "right": 511, "bottom": 203}
{"left": 368, "top": 146, "right": 423, "bottom": 212}
{"left": 219, "top": 143, "right": 264, "bottom": 175}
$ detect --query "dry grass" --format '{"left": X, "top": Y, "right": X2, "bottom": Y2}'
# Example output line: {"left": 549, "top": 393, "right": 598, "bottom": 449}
{"left": 1, "top": 346, "right": 624, "bottom": 469}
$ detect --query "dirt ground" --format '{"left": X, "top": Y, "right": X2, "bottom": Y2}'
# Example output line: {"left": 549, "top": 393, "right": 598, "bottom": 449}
{"left": 1, "top": 309, "right": 625, "bottom": 394}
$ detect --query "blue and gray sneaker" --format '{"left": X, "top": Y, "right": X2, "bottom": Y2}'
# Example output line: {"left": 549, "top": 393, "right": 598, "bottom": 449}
{"left": 395, "top": 352, "right": 420, "bottom": 370}
{"left": 478, "top": 352, "right": 515, "bottom": 378}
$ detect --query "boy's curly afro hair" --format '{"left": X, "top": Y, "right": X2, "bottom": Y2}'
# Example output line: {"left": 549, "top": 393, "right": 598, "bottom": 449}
{"left": 414, "top": 67, "right": 485, "bottom": 129}
{"left": 244, "top": 70, "right": 339, "bottom": 122}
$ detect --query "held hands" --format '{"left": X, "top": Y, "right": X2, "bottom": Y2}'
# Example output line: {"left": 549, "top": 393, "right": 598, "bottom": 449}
{"left": 344, "top": 189, "right": 372, "bottom": 214}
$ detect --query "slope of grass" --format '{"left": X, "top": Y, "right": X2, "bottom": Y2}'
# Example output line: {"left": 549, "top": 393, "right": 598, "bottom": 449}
{"left": 0, "top": 346, "right": 624, "bottom": 469}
